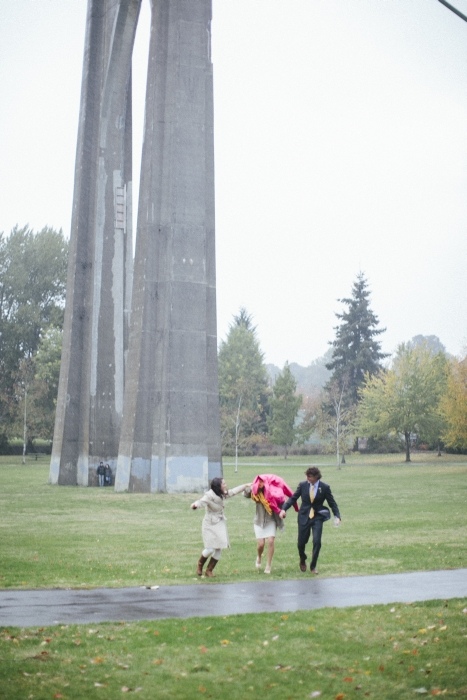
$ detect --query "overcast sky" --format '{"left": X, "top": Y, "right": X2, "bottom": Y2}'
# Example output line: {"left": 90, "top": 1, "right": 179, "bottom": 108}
{"left": 1, "top": 0, "right": 466, "bottom": 367}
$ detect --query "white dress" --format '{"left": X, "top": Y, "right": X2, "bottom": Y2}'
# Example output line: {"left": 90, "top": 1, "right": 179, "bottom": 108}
{"left": 252, "top": 501, "right": 283, "bottom": 539}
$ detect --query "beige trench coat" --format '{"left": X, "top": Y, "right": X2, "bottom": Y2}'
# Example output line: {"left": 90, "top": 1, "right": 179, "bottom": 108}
{"left": 193, "top": 484, "right": 248, "bottom": 550}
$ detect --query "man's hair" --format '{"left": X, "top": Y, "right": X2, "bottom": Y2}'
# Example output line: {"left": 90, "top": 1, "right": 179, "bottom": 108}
{"left": 305, "top": 467, "right": 322, "bottom": 479}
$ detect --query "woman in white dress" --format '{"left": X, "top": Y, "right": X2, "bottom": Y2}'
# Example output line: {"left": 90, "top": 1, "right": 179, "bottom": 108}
{"left": 191, "top": 477, "right": 249, "bottom": 577}
{"left": 245, "top": 474, "right": 297, "bottom": 574}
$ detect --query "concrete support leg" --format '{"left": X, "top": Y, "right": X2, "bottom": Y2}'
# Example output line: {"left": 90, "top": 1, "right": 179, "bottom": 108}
{"left": 115, "top": 0, "right": 222, "bottom": 493}
{"left": 49, "top": 0, "right": 141, "bottom": 486}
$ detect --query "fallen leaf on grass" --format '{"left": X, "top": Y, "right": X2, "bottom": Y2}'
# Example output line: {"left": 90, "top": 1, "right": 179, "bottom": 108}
{"left": 121, "top": 687, "right": 143, "bottom": 693}
{"left": 31, "top": 651, "right": 49, "bottom": 661}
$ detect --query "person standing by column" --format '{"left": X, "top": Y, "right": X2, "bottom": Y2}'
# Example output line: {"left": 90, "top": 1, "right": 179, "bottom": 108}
{"left": 191, "top": 477, "right": 250, "bottom": 578}
{"left": 280, "top": 467, "right": 341, "bottom": 574}
{"left": 104, "top": 463, "right": 112, "bottom": 486}
{"left": 97, "top": 461, "right": 105, "bottom": 487}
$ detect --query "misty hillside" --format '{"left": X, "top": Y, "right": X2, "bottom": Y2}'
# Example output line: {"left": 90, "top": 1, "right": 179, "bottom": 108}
{"left": 266, "top": 335, "right": 450, "bottom": 397}
{"left": 266, "top": 348, "right": 332, "bottom": 397}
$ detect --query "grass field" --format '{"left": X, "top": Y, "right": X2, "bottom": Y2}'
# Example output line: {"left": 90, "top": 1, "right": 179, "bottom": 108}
{"left": 1, "top": 453, "right": 466, "bottom": 589}
{"left": 1, "top": 453, "right": 466, "bottom": 699}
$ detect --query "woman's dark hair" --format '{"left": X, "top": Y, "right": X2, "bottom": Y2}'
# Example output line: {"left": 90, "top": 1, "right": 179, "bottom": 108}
{"left": 210, "top": 477, "right": 225, "bottom": 499}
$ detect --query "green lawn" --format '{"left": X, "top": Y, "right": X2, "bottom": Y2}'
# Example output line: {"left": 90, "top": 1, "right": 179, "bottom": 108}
{"left": 1, "top": 453, "right": 466, "bottom": 699}
{"left": 2, "top": 599, "right": 466, "bottom": 700}
{"left": 1, "top": 453, "right": 466, "bottom": 589}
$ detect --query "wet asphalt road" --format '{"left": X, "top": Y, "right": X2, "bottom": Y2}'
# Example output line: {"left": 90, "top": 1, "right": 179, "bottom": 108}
{"left": 1, "top": 569, "right": 466, "bottom": 628}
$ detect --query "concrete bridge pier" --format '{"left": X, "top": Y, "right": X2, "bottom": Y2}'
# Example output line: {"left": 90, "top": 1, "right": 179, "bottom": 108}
{"left": 115, "top": 0, "right": 222, "bottom": 493}
{"left": 50, "top": 0, "right": 141, "bottom": 486}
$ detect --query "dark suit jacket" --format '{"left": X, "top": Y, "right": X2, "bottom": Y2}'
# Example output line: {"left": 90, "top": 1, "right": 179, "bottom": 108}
{"left": 283, "top": 480, "right": 340, "bottom": 527}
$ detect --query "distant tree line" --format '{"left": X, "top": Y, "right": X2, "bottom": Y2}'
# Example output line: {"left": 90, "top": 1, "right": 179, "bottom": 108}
{"left": 218, "top": 274, "right": 467, "bottom": 460}
{"left": 1, "top": 227, "right": 466, "bottom": 459}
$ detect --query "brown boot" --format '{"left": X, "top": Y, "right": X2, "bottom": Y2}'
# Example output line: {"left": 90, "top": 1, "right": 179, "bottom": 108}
{"left": 205, "top": 557, "right": 219, "bottom": 577}
{"left": 197, "top": 555, "right": 208, "bottom": 576}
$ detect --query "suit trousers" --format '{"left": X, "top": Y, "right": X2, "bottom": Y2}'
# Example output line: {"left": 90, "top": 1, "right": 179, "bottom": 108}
{"left": 297, "top": 517, "right": 324, "bottom": 569}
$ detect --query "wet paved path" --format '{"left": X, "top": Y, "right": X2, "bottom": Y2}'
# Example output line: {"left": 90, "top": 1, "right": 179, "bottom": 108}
{"left": 1, "top": 569, "right": 466, "bottom": 628}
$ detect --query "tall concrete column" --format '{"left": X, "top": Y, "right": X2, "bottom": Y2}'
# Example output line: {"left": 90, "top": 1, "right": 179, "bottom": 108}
{"left": 115, "top": 0, "right": 222, "bottom": 492}
{"left": 49, "top": 0, "right": 141, "bottom": 485}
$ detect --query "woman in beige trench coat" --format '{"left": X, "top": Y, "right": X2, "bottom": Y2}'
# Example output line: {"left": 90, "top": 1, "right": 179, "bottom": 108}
{"left": 191, "top": 477, "right": 249, "bottom": 577}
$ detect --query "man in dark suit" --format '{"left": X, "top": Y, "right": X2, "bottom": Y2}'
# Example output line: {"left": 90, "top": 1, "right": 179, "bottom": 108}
{"left": 280, "top": 467, "right": 341, "bottom": 574}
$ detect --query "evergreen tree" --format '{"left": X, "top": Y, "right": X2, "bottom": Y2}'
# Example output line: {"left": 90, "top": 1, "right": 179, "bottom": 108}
{"left": 218, "top": 308, "right": 269, "bottom": 454}
{"left": 268, "top": 362, "right": 302, "bottom": 458}
{"left": 326, "top": 272, "right": 388, "bottom": 407}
